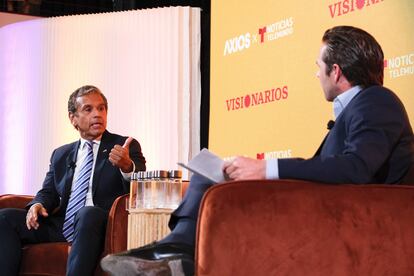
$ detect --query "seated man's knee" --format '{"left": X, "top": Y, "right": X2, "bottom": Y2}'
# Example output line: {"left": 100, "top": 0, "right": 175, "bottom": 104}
{"left": 0, "top": 208, "right": 24, "bottom": 224}
{"left": 0, "top": 209, "right": 10, "bottom": 225}
{"left": 74, "top": 206, "right": 107, "bottom": 231}
{"left": 189, "top": 174, "right": 214, "bottom": 191}
{"left": 0, "top": 208, "right": 26, "bottom": 234}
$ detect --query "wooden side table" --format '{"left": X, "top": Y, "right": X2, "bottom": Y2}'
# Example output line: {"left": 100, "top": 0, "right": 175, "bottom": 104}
{"left": 127, "top": 208, "right": 173, "bottom": 249}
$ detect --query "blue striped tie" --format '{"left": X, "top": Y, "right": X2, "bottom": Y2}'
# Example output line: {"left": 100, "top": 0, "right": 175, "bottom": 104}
{"left": 63, "top": 141, "right": 94, "bottom": 242}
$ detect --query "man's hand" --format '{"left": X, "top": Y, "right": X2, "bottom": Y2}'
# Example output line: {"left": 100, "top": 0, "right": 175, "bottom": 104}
{"left": 109, "top": 137, "right": 134, "bottom": 173}
{"left": 223, "top": 156, "right": 266, "bottom": 181}
{"left": 26, "top": 203, "right": 48, "bottom": 230}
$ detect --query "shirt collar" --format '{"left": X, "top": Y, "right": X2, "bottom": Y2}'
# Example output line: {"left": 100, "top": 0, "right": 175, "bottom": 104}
{"left": 333, "top": 85, "right": 362, "bottom": 119}
{"left": 79, "top": 138, "right": 101, "bottom": 149}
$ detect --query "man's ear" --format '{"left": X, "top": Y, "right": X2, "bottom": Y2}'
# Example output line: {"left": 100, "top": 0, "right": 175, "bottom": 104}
{"left": 69, "top": 112, "right": 78, "bottom": 130}
{"left": 332, "top": 64, "right": 342, "bottom": 82}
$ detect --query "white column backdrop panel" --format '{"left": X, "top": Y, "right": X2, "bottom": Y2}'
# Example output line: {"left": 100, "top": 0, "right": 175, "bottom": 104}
{"left": 0, "top": 7, "right": 201, "bottom": 195}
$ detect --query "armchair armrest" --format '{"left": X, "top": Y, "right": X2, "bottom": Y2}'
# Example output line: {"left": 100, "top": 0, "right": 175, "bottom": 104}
{"left": 0, "top": 194, "right": 34, "bottom": 209}
{"left": 103, "top": 194, "right": 129, "bottom": 255}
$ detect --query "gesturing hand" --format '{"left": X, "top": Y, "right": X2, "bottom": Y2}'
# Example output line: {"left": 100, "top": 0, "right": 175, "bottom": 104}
{"left": 109, "top": 137, "right": 134, "bottom": 173}
{"left": 223, "top": 156, "right": 266, "bottom": 181}
{"left": 26, "top": 203, "right": 48, "bottom": 230}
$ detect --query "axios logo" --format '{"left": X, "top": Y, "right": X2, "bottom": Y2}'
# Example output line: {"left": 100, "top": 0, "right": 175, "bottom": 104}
{"left": 223, "top": 33, "right": 251, "bottom": 56}
{"left": 328, "top": 0, "right": 384, "bottom": 18}
{"left": 256, "top": 149, "right": 292, "bottom": 160}
{"left": 223, "top": 17, "right": 294, "bottom": 56}
{"left": 226, "top": 85, "right": 288, "bottom": 111}
{"left": 385, "top": 53, "right": 414, "bottom": 79}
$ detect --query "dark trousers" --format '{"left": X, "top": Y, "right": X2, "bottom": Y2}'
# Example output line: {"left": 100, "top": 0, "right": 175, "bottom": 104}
{"left": 167, "top": 174, "right": 214, "bottom": 247}
{"left": 0, "top": 206, "right": 108, "bottom": 276}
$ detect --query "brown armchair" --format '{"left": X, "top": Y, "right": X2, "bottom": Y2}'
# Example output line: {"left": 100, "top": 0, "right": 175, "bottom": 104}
{"left": 0, "top": 193, "right": 129, "bottom": 276}
{"left": 0, "top": 181, "right": 188, "bottom": 276}
{"left": 195, "top": 179, "right": 414, "bottom": 276}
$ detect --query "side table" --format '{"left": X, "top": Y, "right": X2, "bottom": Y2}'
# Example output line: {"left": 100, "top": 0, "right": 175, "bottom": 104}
{"left": 127, "top": 208, "right": 173, "bottom": 249}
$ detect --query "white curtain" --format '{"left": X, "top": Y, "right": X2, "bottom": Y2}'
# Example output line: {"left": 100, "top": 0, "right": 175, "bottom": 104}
{"left": 0, "top": 7, "right": 201, "bottom": 194}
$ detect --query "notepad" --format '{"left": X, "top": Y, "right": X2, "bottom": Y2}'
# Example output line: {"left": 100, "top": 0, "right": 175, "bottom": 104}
{"left": 178, "top": 148, "right": 226, "bottom": 183}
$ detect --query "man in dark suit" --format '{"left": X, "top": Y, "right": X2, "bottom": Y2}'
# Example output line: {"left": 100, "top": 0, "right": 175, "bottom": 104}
{"left": 101, "top": 26, "right": 414, "bottom": 276}
{"left": 0, "top": 85, "right": 146, "bottom": 276}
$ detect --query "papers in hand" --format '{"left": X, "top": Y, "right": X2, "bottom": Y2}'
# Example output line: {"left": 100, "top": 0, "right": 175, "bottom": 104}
{"left": 177, "top": 148, "right": 226, "bottom": 183}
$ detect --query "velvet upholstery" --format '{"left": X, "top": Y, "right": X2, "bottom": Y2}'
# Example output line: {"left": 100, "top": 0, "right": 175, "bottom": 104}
{"left": 0, "top": 181, "right": 188, "bottom": 276}
{"left": 0, "top": 194, "right": 128, "bottom": 276}
{"left": 0, "top": 194, "right": 34, "bottom": 209}
{"left": 196, "top": 180, "right": 414, "bottom": 276}
{"left": 20, "top": 243, "right": 69, "bottom": 276}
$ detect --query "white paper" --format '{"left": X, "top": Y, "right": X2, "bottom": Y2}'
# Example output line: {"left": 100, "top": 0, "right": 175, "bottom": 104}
{"left": 178, "top": 148, "right": 226, "bottom": 183}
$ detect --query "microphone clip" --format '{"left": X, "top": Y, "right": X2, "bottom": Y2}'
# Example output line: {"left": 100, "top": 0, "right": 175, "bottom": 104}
{"left": 327, "top": 120, "right": 335, "bottom": 130}
{"left": 67, "top": 161, "right": 76, "bottom": 169}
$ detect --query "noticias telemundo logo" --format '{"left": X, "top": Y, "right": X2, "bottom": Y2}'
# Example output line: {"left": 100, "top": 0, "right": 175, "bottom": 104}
{"left": 328, "top": 0, "right": 384, "bottom": 18}
{"left": 223, "top": 17, "right": 294, "bottom": 56}
{"left": 385, "top": 53, "right": 414, "bottom": 79}
{"left": 225, "top": 85, "right": 288, "bottom": 111}
{"left": 256, "top": 149, "right": 292, "bottom": 160}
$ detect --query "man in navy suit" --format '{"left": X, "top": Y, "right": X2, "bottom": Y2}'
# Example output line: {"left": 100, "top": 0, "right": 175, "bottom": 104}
{"left": 0, "top": 85, "right": 146, "bottom": 276}
{"left": 101, "top": 26, "right": 414, "bottom": 276}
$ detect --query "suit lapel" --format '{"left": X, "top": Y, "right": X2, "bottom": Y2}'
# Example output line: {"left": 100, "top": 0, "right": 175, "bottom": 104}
{"left": 62, "top": 141, "right": 79, "bottom": 207}
{"left": 313, "top": 133, "right": 328, "bottom": 157}
{"left": 314, "top": 88, "right": 365, "bottom": 157}
{"left": 92, "top": 130, "right": 111, "bottom": 196}
{"left": 313, "top": 121, "right": 334, "bottom": 157}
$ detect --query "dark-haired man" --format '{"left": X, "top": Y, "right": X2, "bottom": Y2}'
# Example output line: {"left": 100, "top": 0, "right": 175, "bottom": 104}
{"left": 0, "top": 85, "right": 146, "bottom": 276}
{"left": 101, "top": 26, "right": 414, "bottom": 276}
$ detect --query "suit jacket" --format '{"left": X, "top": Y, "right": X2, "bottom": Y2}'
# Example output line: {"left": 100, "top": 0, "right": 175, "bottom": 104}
{"left": 28, "top": 130, "right": 146, "bottom": 217}
{"left": 279, "top": 85, "right": 414, "bottom": 184}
